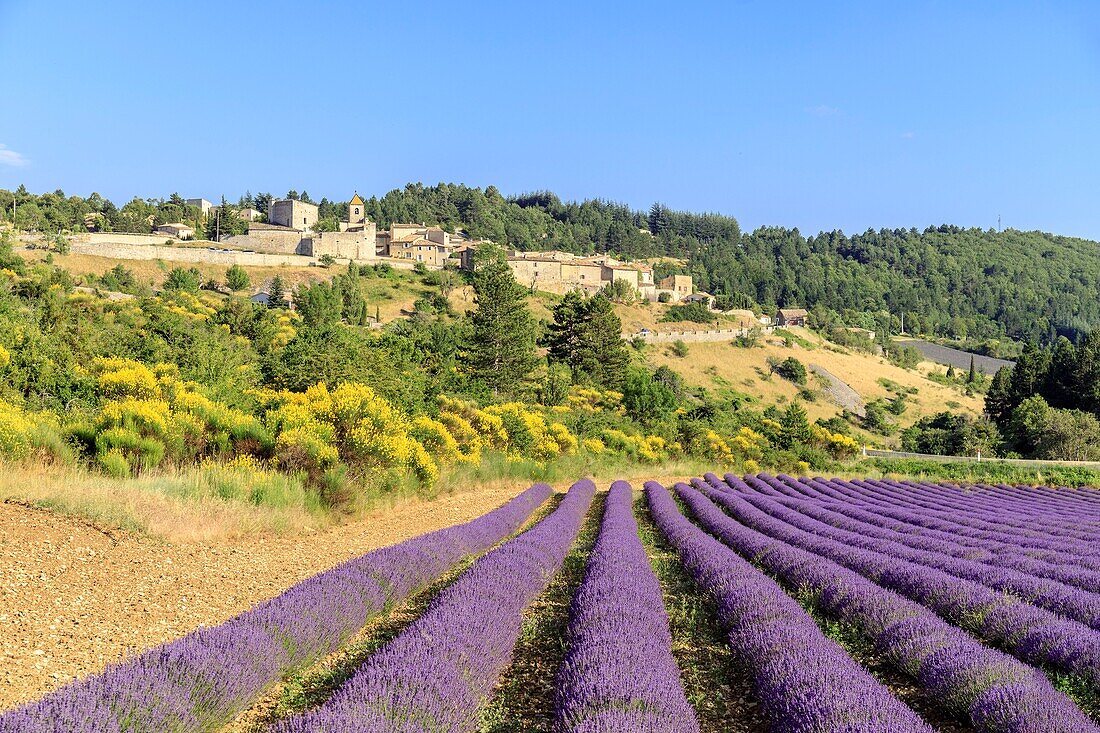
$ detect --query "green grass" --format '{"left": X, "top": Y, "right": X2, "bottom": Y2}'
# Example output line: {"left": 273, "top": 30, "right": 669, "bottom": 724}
{"left": 864, "top": 457, "right": 1100, "bottom": 487}
{"left": 634, "top": 496, "right": 767, "bottom": 733}
{"left": 478, "top": 493, "right": 604, "bottom": 732}
{"left": 1048, "top": 671, "right": 1100, "bottom": 723}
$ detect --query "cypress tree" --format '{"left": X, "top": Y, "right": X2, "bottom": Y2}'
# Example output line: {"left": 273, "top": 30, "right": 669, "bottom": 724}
{"left": 985, "top": 366, "right": 1014, "bottom": 425}
{"left": 967, "top": 355, "right": 977, "bottom": 384}
{"left": 466, "top": 246, "right": 537, "bottom": 395}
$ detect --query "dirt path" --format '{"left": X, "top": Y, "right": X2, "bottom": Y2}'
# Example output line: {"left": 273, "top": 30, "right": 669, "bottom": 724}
{"left": 0, "top": 482, "right": 534, "bottom": 712}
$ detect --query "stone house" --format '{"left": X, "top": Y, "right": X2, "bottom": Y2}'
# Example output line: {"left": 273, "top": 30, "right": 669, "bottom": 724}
{"left": 777, "top": 308, "right": 808, "bottom": 327}
{"left": 156, "top": 223, "right": 194, "bottom": 239}
{"left": 656, "top": 274, "right": 692, "bottom": 302}
{"left": 186, "top": 199, "right": 214, "bottom": 217}
{"left": 682, "top": 292, "right": 716, "bottom": 308}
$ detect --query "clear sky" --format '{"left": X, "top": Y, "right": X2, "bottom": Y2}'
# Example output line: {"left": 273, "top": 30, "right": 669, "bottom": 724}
{"left": 1, "top": 1, "right": 1098, "bottom": 238}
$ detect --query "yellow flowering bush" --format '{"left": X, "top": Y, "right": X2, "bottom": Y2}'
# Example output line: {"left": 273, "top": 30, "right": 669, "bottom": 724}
{"left": 97, "top": 398, "right": 171, "bottom": 437}
{"left": 730, "top": 427, "right": 768, "bottom": 460}
{"left": 276, "top": 425, "right": 340, "bottom": 473}
{"left": 92, "top": 357, "right": 159, "bottom": 399}
{"left": 410, "top": 416, "right": 470, "bottom": 465}
{"left": 581, "top": 437, "right": 606, "bottom": 454}
{"left": 601, "top": 429, "right": 668, "bottom": 463}
{"left": 0, "top": 399, "right": 40, "bottom": 459}
{"left": 809, "top": 424, "right": 860, "bottom": 459}
{"left": 259, "top": 382, "right": 440, "bottom": 484}
{"left": 439, "top": 395, "right": 507, "bottom": 448}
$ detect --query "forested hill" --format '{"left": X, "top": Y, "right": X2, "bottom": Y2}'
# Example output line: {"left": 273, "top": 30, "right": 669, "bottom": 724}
{"left": 5, "top": 182, "right": 1100, "bottom": 343}
{"left": 359, "top": 184, "right": 1100, "bottom": 344}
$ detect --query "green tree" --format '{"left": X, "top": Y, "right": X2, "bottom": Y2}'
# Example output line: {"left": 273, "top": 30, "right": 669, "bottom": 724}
{"left": 163, "top": 267, "right": 201, "bottom": 292}
{"left": 464, "top": 245, "right": 537, "bottom": 395}
{"left": 267, "top": 276, "right": 287, "bottom": 309}
{"left": 985, "top": 366, "right": 1015, "bottom": 425}
{"left": 967, "top": 355, "right": 977, "bottom": 384}
{"left": 546, "top": 291, "right": 629, "bottom": 389}
{"left": 226, "top": 265, "right": 250, "bottom": 292}
{"left": 622, "top": 367, "right": 677, "bottom": 423}
{"left": 295, "top": 281, "right": 342, "bottom": 328}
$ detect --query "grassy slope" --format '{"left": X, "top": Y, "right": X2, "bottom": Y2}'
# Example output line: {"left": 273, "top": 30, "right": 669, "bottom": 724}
{"left": 640, "top": 325, "right": 985, "bottom": 440}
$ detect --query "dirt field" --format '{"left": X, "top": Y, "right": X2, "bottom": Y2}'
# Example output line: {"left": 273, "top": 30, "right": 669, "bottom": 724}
{"left": 0, "top": 482, "right": 538, "bottom": 712}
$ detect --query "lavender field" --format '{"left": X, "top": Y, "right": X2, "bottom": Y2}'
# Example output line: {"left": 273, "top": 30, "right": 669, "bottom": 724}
{"left": 5, "top": 475, "right": 1100, "bottom": 732}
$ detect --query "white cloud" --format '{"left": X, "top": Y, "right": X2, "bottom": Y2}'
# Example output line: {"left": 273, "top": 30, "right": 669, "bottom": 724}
{"left": 0, "top": 144, "right": 28, "bottom": 167}
{"left": 807, "top": 104, "right": 840, "bottom": 117}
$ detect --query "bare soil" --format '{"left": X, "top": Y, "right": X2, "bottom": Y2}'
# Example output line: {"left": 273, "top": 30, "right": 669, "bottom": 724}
{"left": 0, "top": 482, "right": 533, "bottom": 712}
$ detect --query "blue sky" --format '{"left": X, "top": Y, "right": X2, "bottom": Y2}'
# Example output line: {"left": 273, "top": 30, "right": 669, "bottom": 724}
{"left": 1, "top": 1, "right": 1098, "bottom": 238}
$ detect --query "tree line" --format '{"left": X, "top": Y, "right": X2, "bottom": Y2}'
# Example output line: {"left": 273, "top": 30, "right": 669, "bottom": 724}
{"left": 7, "top": 183, "right": 1100, "bottom": 343}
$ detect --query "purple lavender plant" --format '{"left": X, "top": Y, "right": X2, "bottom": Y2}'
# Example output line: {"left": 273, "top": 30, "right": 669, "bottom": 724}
{"left": 555, "top": 480, "right": 698, "bottom": 733}
{"left": 645, "top": 480, "right": 934, "bottom": 732}
{"left": 0, "top": 484, "right": 553, "bottom": 733}
{"left": 684, "top": 476, "right": 1099, "bottom": 732}
{"left": 270, "top": 479, "right": 597, "bottom": 733}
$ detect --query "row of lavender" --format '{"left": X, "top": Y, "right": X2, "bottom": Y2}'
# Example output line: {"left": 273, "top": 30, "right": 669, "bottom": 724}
{"left": 0, "top": 484, "right": 554, "bottom": 733}
{"left": 670, "top": 477, "right": 1098, "bottom": 732}
{"left": 6, "top": 474, "right": 1100, "bottom": 732}
{"left": 714, "top": 473, "right": 1100, "bottom": 689}
{"left": 271, "top": 479, "right": 597, "bottom": 732}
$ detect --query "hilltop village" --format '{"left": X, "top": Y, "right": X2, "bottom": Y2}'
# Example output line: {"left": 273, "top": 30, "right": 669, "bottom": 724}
{"left": 166, "top": 194, "right": 696, "bottom": 302}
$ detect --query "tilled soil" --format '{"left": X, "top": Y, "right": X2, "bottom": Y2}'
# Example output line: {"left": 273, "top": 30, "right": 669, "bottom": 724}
{"left": 0, "top": 483, "right": 532, "bottom": 712}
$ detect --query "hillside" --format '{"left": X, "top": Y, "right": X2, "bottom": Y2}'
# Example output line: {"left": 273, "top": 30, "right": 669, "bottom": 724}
{"left": 335, "top": 184, "right": 1100, "bottom": 342}
{"left": 9, "top": 183, "right": 1100, "bottom": 345}
{"left": 636, "top": 325, "right": 985, "bottom": 443}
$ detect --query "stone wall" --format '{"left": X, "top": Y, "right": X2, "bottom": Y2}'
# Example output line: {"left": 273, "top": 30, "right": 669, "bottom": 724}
{"left": 70, "top": 242, "right": 313, "bottom": 267}
{"left": 311, "top": 230, "right": 382, "bottom": 260}
{"left": 221, "top": 230, "right": 307, "bottom": 255}
{"left": 73, "top": 232, "right": 181, "bottom": 246}
{"left": 629, "top": 326, "right": 774, "bottom": 344}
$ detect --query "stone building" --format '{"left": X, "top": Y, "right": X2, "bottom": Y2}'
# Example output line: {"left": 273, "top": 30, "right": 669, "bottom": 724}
{"left": 501, "top": 249, "right": 679, "bottom": 300}
{"left": 186, "top": 198, "right": 214, "bottom": 217}
{"left": 269, "top": 199, "right": 318, "bottom": 232}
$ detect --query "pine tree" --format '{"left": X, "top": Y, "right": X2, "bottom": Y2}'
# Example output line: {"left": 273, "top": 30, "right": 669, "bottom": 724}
{"left": 465, "top": 246, "right": 537, "bottom": 395}
{"left": 267, "top": 275, "right": 287, "bottom": 309}
{"left": 547, "top": 291, "right": 629, "bottom": 389}
{"left": 967, "top": 355, "right": 977, "bottom": 384}
{"left": 575, "top": 294, "right": 629, "bottom": 388}
{"left": 546, "top": 290, "right": 587, "bottom": 365}
{"left": 225, "top": 264, "right": 250, "bottom": 292}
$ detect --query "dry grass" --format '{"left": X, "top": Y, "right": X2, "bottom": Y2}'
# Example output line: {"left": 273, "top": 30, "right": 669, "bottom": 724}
{"left": 24, "top": 249, "right": 328, "bottom": 292}
{"left": 0, "top": 463, "right": 328, "bottom": 542}
{"left": 643, "top": 326, "right": 984, "bottom": 434}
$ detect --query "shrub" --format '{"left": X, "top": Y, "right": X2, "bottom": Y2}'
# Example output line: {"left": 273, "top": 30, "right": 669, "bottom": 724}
{"left": 97, "top": 449, "right": 131, "bottom": 478}
{"left": 771, "top": 356, "right": 807, "bottom": 385}
{"left": 670, "top": 340, "right": 689, "bottom": 358}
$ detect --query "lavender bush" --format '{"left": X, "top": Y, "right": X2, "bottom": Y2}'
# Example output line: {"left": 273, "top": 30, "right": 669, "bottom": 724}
{"left": 270, "top": 479, "right": 596, "bottom": 733}
{"left": 555, "top": 480, "right": 698, "bottom": 733}
{"left": 645, "top": 480, "right": 934, "bottom": 732}
{"left": 680, "top": 477, "right": 1098, "bottom": 732}
{"left": 0, "top": 484, "right": 553, "bottom": 733}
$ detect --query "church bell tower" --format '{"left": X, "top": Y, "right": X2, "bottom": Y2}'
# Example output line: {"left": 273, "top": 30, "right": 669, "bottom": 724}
{"left": 348, "top": 192, "right": 366, "bottom": 228}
